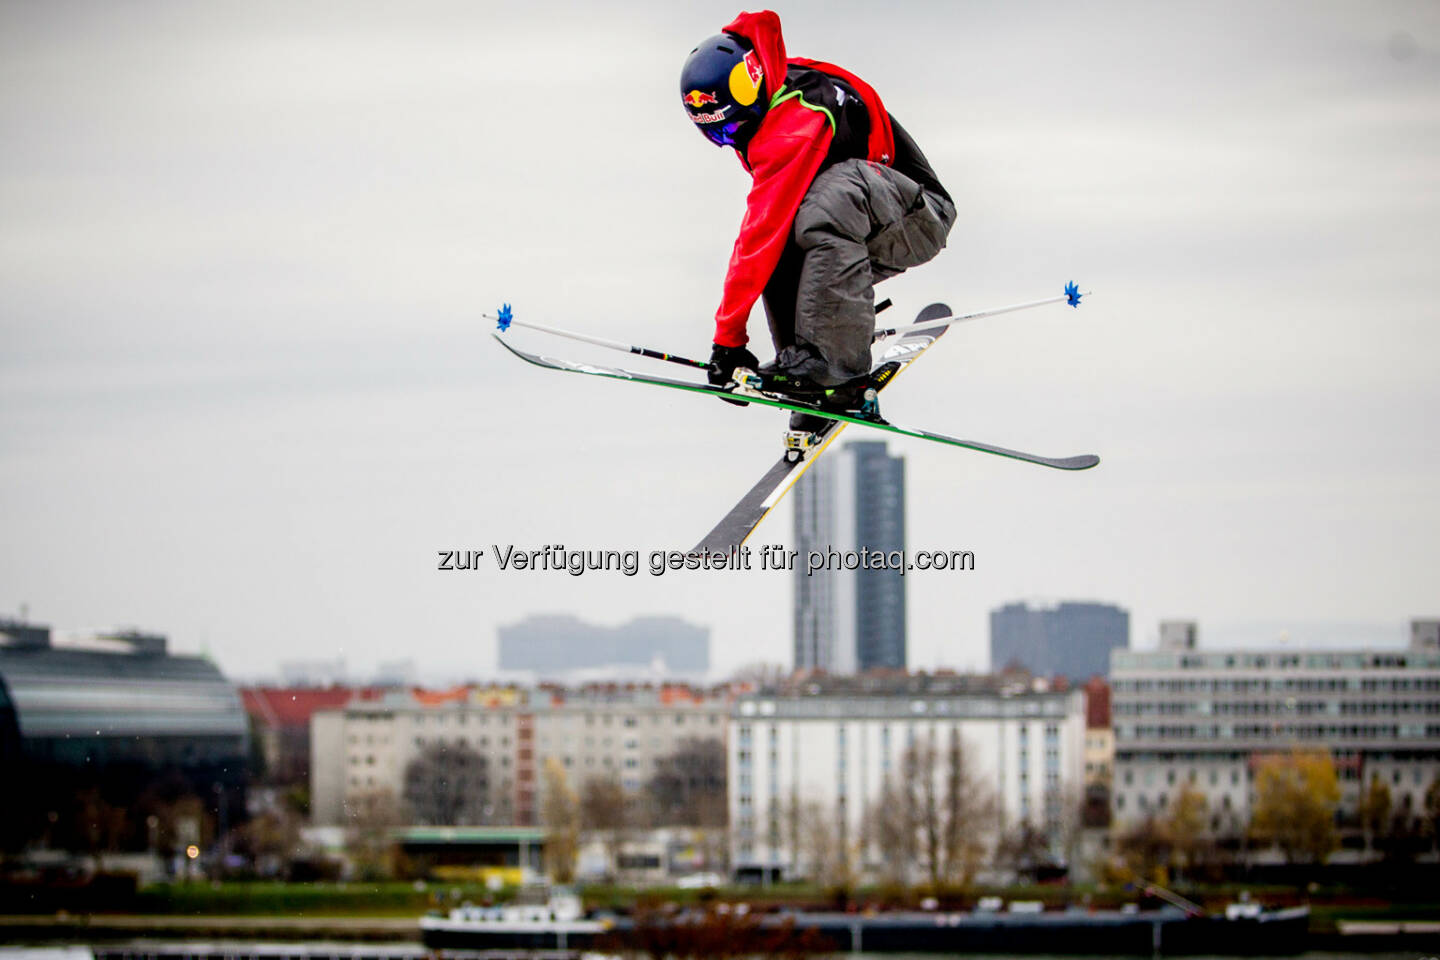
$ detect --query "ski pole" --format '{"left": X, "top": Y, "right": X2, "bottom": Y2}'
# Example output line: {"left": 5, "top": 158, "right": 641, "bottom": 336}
{"left": 872, "top": 283, "right": 1089, "bottom": 341}
{"left": 486, "top": 304, "right": 710, "bottom": 371}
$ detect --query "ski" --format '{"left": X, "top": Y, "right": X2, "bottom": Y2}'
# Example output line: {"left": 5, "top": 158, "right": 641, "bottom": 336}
{"left": 693, "top": 304, "right": 952, "bottom": 552}
{"left": 493, "top": 317, "right": 1099, "bottom": 470}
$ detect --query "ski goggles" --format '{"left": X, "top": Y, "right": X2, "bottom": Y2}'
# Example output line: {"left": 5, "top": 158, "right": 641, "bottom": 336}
{"left": 702, "top": 118, "right": 748, "bottom": 148}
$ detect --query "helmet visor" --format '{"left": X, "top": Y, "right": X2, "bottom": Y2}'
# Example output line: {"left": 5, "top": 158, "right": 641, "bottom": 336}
{"left": 702, "top": 118, "right": 748, "bottom": 148}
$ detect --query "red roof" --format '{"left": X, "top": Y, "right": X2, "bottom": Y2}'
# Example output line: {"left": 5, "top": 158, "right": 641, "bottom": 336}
{"left": 240, "top": 686, "right": 383, "bottom": 728}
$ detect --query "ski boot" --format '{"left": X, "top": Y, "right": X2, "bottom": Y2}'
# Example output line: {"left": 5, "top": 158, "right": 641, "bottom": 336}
{"left": 755, "top": 344, "right": 885, "bottom": 461}
{"left": 779, "top": 380, "right": 885, "bottom": 463}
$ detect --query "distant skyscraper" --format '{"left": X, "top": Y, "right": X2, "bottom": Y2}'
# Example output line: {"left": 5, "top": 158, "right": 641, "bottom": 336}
{"left": 793, "top": 441, "right": 905, "bottom": 673}
{"left": 990, "top": 601, "right": 1130, "bottom": 681}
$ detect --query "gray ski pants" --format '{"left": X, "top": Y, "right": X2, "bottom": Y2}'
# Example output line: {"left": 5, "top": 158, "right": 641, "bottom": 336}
{"left": 762, "top": 158, "right": 956, "bottom": 382}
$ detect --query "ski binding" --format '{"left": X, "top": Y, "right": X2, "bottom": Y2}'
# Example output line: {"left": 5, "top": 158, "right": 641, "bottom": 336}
{"left": 783, "top": 429, "right": 820, "bottom": 463}
{"left": 730, "top": 368, "right": 766, "bottom": 396}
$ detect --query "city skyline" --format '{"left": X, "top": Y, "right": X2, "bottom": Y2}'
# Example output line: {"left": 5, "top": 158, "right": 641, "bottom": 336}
{"left": 5, "top": 611, "right": 1433, "bottom": 686}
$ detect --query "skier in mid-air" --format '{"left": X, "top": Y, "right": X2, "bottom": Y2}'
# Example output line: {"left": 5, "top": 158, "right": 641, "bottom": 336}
{"left": 682, "top": 10, "right": 955, "bottom": 423}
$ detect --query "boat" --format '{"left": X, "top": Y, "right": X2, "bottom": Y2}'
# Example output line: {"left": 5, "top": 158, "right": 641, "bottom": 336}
{"left": 420, "top": 886, "right": 609, "bottom": 951}
{"left": 419, "top": 889, "right": 1310, "bottom": 955}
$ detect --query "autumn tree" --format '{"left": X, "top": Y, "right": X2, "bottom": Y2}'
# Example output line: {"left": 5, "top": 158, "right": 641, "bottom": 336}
{"left": 1166, "top": 783, "right": 1209, "bottom": 882}
{"left": 1249, "top": 749, "right": 1340, "bottom": 864}
{"left": 1425, "top": 775, "right": 1440, "bottom": 853}
{"left": 402, "top": 740, "right": 491, "bottom": 826}
{"left": 541, "top": 757, "right": 579, "bottom": 883}
{"left": 1115, "top": 814, "right": 1173, "bottom": 884}
{"left": 1358, "top": 773, "right": 1392, "bottom": 858}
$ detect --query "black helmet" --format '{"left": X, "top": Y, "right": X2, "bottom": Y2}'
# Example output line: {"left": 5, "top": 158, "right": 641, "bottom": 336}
{"left": 680, "top": 32, "right": 767, "bottom": 147}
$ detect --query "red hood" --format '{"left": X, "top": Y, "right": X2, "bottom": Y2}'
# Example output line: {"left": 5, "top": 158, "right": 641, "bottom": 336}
{"left": 722, "top": 9, "right": 895, "bottom": 164}
{"left": 723, "top": 10, "right": 787, "bottom": 106}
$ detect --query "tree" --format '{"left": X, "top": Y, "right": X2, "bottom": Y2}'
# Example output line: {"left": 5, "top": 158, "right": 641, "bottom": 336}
{"left": 236, "top": 806, "right": 302, "bottom": 878}
{"left": 1249, "top": 749, "right": 1340, "bottom": 865}
{"left": 541, "top": 757, "right": 579, "bottom": 883}
{"left": 645, "top": 736, "right": 726, "bottom": 827}
{"left": 798, "top": 800, "right": 853, "bottom": 892}
{"left": 939, "top": 727, "right": 999, "bottom": 889}
{"left": 1425, "top": 775, "right": 1440, "bottom": 853}
{"left": 580, "top": 775, "right": 630, "bottom": 878}
{"left": 866, "top": 776, "right": 913, "bottom": 887}
{"left": 1115, "top": 814, "right": 1173, "bottom": 885}
{"left": 996, "top": 820, "right": 1053, "bottom": 882}
{"left": 343, "top": 789, "right": 401, "bottom": 880}
{"left": 1166, "top": 783, "right": 1209, "bottom": 882}
{"left": 867, "top": 730, "right": 998, "bottom": 891}
{"left": 1358, "top": 773, "right": 1392, "bottom": 858}
{"left": 402, "top": 740, "right": 491, "bottom": 826}
{"left": 909, "top": 737, "right": 942, "bottom": 888}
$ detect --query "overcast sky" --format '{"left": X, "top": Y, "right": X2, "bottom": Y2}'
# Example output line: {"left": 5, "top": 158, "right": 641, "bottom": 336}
{"left": 2, "top": 1, "right": 1437, "bottom": 681}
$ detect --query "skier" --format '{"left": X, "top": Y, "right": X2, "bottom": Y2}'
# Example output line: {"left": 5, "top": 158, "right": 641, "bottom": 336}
{"left": 682, "top": 10, "right": 955, "bottom": 421}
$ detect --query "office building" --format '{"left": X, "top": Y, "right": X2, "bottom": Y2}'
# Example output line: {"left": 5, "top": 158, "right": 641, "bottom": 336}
{"left": 1110, "top": 618, "right": 1440, "bottom": 839}
{"left": 990, "top": 601, "right": 1130, "bottom": 681}
{"left": 0, "top": 620, "right": 248, "bottom": 851}
{"left": 310, "top": 683, "right": 731, "bottom": 828}
{"left": 794, "top": 441, "right": 906, "bottom": 673}
{"left": 728, "top": 672, "right": 1085, "bottom": 880}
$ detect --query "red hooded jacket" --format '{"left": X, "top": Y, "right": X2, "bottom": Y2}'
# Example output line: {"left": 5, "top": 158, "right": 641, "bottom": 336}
{"left": 712, "top": 11, "right": 897, "bottom": 349}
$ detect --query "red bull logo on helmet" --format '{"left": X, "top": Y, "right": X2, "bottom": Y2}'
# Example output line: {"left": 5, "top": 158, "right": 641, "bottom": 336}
{"left": 744, "top": 51, "right": 762, "bottom": 87}
{"left": 684, "top": 89, "right": 720, "bottom": 109}
{"left": 729, "top": 51, "right": 762, "bottom": 107}
{"left": 690, "top": 106, "right": 732, "bottom": 124}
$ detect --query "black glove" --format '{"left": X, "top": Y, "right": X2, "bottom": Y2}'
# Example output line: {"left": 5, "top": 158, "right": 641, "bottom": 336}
{"left": 708, "top": 343, "right": 759, "bottom": 386}
{"left": 708, "top": 343, "right": 760, "bottom": 406}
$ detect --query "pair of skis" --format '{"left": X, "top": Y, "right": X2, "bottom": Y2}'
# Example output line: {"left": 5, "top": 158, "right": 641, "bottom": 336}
{"left": 488, "top": 289, "right": 1099, "bottom": 550}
